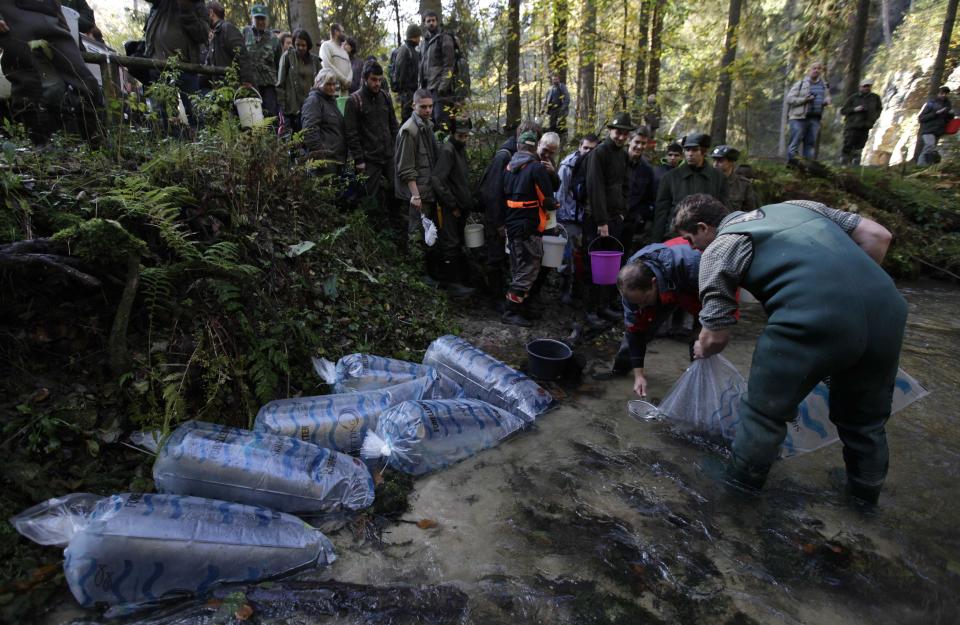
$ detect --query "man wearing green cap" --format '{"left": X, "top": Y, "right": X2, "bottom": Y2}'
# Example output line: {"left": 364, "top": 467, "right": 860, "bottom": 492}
{"left": 653, "top": 132, "right": 727, "bottom": 242}
{"left": 243, "top": 3, "right": 281, "bottom": 117}
{"left": 390, "top": 24, "right": 422, "bottom": 122}
{"left": 581, "top": 111, "right": 634, "bottom": 327}
{"left": 709, "top": 145, "right": 757, "bottom": 213}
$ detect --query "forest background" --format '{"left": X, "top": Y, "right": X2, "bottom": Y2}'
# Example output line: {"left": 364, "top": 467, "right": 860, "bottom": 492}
{"left": 86, "top": 0, "right": 960, "bottom": 164}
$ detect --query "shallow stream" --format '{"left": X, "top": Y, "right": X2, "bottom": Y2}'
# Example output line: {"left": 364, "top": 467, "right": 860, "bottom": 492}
{"left": 53, "top": 281, "right": 960, "bottom": 624}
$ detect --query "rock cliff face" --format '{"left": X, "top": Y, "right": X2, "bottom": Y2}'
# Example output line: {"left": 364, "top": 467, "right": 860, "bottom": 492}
{"left": 863, "top": 0, "right": 958, "bottom": 165}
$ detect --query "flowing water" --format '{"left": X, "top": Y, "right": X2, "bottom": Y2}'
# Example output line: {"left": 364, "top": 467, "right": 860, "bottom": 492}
{"left": 53, "top": 282, "right": 960, "bottom": 624}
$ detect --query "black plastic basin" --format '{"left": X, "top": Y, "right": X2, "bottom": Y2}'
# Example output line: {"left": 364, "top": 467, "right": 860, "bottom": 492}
{"left": 526, "top": 339, "right": 573, "bottom": 380}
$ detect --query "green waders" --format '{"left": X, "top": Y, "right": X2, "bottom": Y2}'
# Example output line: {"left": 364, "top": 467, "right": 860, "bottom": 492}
{"left": 719, "top": 204, "right": 908, "bottom": 500}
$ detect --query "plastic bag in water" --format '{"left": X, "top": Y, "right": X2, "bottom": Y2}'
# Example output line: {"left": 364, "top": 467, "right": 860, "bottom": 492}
{"left": 253, "top": 376, "right": 432, "bottom": 453}
{"left": 781, "top": 368, "right": 930, "bottom": 457}
{"left": 313, "top": 353, "right": 464, "bottom": 399}
{"left": 657, "top": 357, "right": 929, "bottom": 458}
{"left": 11, "top": 493, "right": 335, "bottom": 608}
{"left": 422, "top": 335, "right": 553, "bottom": 423}
{"left": 361, "top": 399, "right": 527, "bottom": 475}
{"left": 656, "top": 355, "right": 744, "bottom": 440}
{"left": 153, "top": 421, "right": 374, "bottom": 515}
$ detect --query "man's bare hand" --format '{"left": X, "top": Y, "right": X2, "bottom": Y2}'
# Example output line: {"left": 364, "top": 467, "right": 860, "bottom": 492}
{"left": 693, "top": 327, "right": 731, "bottom": 359}
{"left": 597, "top": 224, "right": 609, "bottom": 237}
{"left": 633, "top": 369, "right": 648, "bottom": 398}
{"left": 0, "top": 20, "right": 10, "bottom": 34}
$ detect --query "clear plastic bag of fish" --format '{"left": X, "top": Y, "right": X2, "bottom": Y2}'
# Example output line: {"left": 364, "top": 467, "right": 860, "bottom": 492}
{"left": 254, "top": 376, "right": 433, "bottom": 453}
{"left": 313, "top": 353, "right": 464, "bottom": 399}
{"left": 422, "top": 335, "right": 553, "bottom": 423}
{"left": 361, "top": 399, "right": 527, "bottom": 475}
{"left": 152, "top": 421, "right": 374, "bottom": 515}
{"left": 656, "top": 355, "right": 744, "bottom": 440}
{"left": 657, "top": 357, "right": 930, "bottom": 458}
{"left": 10, "top": 493, "right": 336, "bottom": 609}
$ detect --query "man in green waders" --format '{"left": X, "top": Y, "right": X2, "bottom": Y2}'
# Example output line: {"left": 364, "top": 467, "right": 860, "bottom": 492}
{"left": 674, "top": 194, "right": 906, "bottom": 505}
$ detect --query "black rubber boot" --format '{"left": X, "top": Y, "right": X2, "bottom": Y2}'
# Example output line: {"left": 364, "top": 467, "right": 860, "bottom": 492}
{"left": 501, "top": 300, "right": 532, "bottom": 327}
{"left": 725, "top": 453, "right": 771, "bottom": 493}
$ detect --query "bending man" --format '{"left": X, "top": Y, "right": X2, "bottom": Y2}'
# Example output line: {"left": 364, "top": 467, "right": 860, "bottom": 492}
{"left": 674, "top": 194, "right": 906, "bottom": 504}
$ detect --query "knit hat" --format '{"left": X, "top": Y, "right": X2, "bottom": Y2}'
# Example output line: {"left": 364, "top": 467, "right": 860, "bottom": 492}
{"left": 405, "top": 24, "right": 422, "bottom": 39}
{"left": 518, "top": 131, "right": 538, "bottom": 147}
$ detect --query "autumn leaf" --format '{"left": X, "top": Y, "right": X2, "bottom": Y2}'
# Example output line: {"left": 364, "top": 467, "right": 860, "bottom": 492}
{"left": 235, "top": 603, "right": 254, "bottom": 620}
{"left": 416, "top": 519, "right": 439, "bottom": 529}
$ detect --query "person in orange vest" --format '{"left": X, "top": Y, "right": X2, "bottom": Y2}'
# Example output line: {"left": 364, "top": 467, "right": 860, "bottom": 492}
{"left": 501, "top": 130, "right": 558, "bottom": 326}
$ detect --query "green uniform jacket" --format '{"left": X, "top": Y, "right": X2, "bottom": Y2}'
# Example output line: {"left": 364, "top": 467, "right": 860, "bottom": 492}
{"left": 243, "top": 26, "right": 281, "bottom": 88}
{"left": 394, "top": 113, "right": 439, "bottom": 201}
{"left": 726, "top": 173, "right": 758, "bottom": 213}
{"left": 344, "top": 85, "right": 399, "bottom": 167}
{"left": 652, "top": 163, "right": 728, "bottom": 241}
{"left": 276, "top": 49, "right": 321, "bottom": 116}
{"left": 431, "top": 139, "right": 472, "bottom": 210}
{"left": 840, "top": 92, "right": 882, "bottom": 131}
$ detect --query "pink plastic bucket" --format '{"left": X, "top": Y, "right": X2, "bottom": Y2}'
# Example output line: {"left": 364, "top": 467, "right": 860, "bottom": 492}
{"left": 588, "top": 236, "right": 624, "bottom": 285}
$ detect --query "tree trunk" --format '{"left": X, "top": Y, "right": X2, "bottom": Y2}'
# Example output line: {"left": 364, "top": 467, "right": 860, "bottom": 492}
{"left": 616, "top": 0, "right": 629, "bottom": 110}
{"left": 578, "top": 0, "right": 598, "bottom": 128}
{"left": 645, "top": 0, "right": 665, "bottom": 97}
{"left": 632, "top": 0, "right": 651, "bottom": 113}
{"left": 551, "top": 0, "right": 569, "bottom": 83}
{"left": 710, "top": 0, "right": 743, "bottom": 145}
{"left": 914, "top": 0, "right": 959, "bottom": 161}
{"left": 394, "top": 0, "right": 402, "bottom": 47}
{"left": 287, "top": 0, "right": 322, "bottom": 50}
{"left": 506, "top": 0, "right": 522, "bottom": 130}
{"left": 845, "top": 0, "right": 872, "bottom": 102}
{"left": 880, "top": 0, "right": 892, "bottom": 45}
{"left": 777, "top": 0, "right": 801, "bottom": 157}
{"left": 419, "top": 0, "right": 442, "bottom": 17}
{"left": 928, "top": 0, "right": 959, "bottom": 98}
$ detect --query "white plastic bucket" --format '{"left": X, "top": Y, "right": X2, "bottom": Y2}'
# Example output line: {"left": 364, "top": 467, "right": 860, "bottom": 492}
{"left": 541, "top": 234, "right": 567, "bottom": 268}
{"left": 235, "top": 88, "right": 264, "bottom": 128}
{"left": 464, "top": 224, "right": 484, "bottom": 248}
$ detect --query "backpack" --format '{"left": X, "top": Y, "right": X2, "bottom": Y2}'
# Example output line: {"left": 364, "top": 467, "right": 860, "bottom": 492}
{"left": 388, "top": 46, "right": 402, "bottom": 93}
{"left": 424, "top": 32, "right": 470, "bottom": 98}
{"left": 569, "top": 150, "right": 592, "bottom": 204}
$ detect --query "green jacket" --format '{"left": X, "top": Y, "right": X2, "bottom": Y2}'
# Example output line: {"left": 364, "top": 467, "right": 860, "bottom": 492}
{"left": 840, "top": 92, "right": 882, "bottom": 131}
{"left": 653, "top": 163, "right": 728, "bottom": 241}
{"left": 726, "top": 173, "right": 758, "bottom": 213}
{"left": 243, "top": 26, "right": 281, "bottom": 88}
{"left": 277, "top": 49, "right": 321, "bottom": 116}
{"left": 394, "top": 113, "right": 439, "bottom": 202}
{"left": 721, "top": 202, "right": 901, "bottom": 331}
{"left": 205, "top": 19, "right": 253, "bottom": 85}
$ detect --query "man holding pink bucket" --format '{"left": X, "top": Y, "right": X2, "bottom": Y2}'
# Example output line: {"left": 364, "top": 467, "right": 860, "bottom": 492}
{"left": 582, "top": 112, "right": 635, "bottom": 328}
